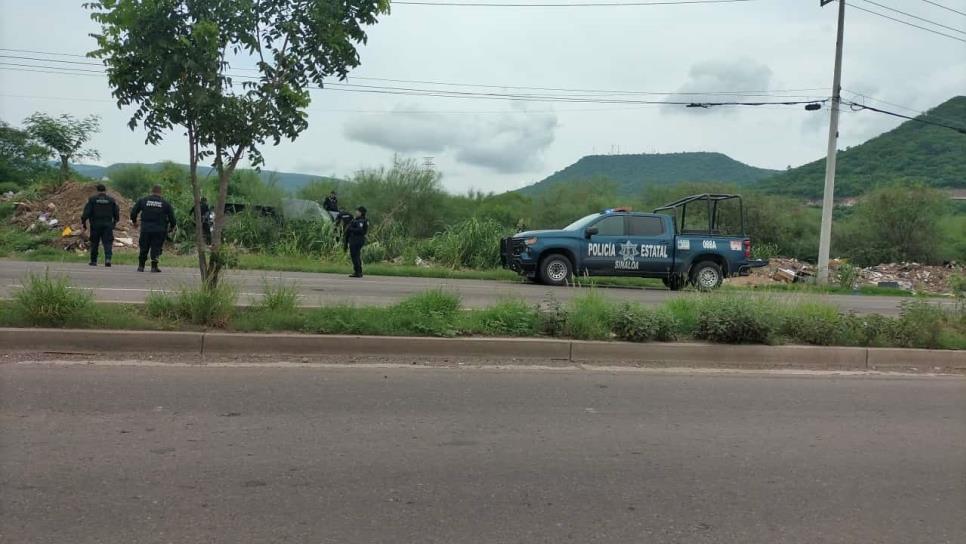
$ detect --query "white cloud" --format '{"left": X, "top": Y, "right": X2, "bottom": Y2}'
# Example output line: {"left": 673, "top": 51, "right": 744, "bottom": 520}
{"left": 343, "top": 104, "right": 558, "bottom": 173}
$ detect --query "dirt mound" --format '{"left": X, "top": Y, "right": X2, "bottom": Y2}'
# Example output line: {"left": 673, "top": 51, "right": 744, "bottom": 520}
{"left": 13, "top": 181, "right": 137, "bottom": 250}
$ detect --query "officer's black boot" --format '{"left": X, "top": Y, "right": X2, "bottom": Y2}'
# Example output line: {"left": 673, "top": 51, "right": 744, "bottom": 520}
{"left": 104, "top": 260, "right": 111, "bottom": 268}
{"left": 151, "top": 261, "right": 161, "bottom": 273}
{"left": 137, "top": 258, "right": 146, "bottom": 272}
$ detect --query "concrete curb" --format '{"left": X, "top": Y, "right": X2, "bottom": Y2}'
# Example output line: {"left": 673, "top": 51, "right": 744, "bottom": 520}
{"left": 2, "top": 328, "right": 963, "bottom": 372}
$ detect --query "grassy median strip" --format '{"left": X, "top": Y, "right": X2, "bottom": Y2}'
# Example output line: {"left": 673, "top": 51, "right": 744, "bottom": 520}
{"left": 1, "top": 273, "right": 963, "bottom": 350}
{"left": 0, "top": 241, "right": 934, "bottom": 296}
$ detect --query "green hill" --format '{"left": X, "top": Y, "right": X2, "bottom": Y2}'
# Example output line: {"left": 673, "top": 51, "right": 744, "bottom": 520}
{"left": 71, "top": 162, "right": 336, "bottom": 193}
{"left": 755, "top": 96, "right": 966, "bottom": 198}
{"left": 517, "top": 152, "right": 779, "bottom": 197}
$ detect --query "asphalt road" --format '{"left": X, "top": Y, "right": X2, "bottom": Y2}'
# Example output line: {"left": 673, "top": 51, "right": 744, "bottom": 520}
{"left": 0, "top": 259, "right": 936, "bottom": 315}
{"left": 1, "top": 360, "right": 964, "bottom": 544}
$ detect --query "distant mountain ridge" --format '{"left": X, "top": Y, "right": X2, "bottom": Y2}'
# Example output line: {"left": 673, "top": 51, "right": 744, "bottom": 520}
{"left": 517, "top": 152, "right": 780, "bottom": 197}
{"left": 71, "top": 162, "right": 334, "bottom": 193}
{"left": 754, "top": 95, "right": 966, "bottom": 197}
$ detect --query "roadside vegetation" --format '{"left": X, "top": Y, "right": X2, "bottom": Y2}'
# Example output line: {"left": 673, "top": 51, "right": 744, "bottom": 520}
{"left": 2, "top": 273, "right": 963, "bottom": 350}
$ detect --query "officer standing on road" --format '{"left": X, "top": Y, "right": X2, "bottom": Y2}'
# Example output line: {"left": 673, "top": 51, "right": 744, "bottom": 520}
{"left": 131, "top": 184, "right": 176, "bottom": 273}
{"left": 195, "top": 196, "right": 212, "bottom": 246}
{"left": 343, "top": 206, "right": 368, "bottom": 278}
{"left": 81, "top": 183, "right": 119, "bottom": 267}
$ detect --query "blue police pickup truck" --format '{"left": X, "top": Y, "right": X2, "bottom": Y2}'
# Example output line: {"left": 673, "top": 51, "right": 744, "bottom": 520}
{"left": 500, "top": 193, "right": 767, "bottom": 290}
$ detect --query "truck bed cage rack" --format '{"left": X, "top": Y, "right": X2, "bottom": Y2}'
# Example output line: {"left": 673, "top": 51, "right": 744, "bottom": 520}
{"left": 653, "top": 193, "right": 745, "bottom": 236}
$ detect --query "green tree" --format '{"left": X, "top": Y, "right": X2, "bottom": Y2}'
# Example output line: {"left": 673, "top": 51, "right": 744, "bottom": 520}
{"left": 87, "top": 0, "right": 389, "bottom": 286}
{"left": 0, "top": 121, "right": 52, "bottom": 185}
{"left": 23, "top": 113, "right": 101, "bottom": 182}
{"left": 108, "top": 164, "right": 155, "bottom": 200}
{"left": 834, "top": 184, "right": 948, "bottom": 266}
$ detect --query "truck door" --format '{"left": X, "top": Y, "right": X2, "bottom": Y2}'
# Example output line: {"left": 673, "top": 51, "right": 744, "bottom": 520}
{"left": 626, "top": 215, "right": 673, "bottom": 275}
{"left": 582, "top": 215, "right": 625, "bottom": 275}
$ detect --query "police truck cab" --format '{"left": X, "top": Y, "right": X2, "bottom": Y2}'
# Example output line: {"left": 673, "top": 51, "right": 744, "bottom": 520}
{"left": 500, "top": 193, "right": 767, "bottom": 290}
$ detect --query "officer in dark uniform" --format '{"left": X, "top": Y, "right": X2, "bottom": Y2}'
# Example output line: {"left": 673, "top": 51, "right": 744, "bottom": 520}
{"left": 131, "top": 184, "right": 176, "bottom": 273}
{"left": 81, "top": 183, "right": 120, "bottom": 267}
{"left": 195, "top": 197, "right": 212, "bottom": 245}
{"left": 323, "top": 191, "right": 339, "bottom": 221}
{"left": 343, "top": 206, "right": 369, "bottom": 278}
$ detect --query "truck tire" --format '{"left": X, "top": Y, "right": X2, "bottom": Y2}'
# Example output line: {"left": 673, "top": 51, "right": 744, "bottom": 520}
{"left": 690, "top": 261, "right": 723, "bottom": 291}
{"left": 539, "top": 254, "right": 573, "bottom": 286}
{"left": 662, "top": 275, "right": 685, "bottom": 291}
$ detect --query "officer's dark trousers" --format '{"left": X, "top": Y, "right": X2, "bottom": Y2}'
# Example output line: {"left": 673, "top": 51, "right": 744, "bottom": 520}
{"left": 202, "top": 222, "right": 212, "bottom": 245}
{"left": 349, "top": 239, "right": 364, "bottom": 277}
{"left": 89, "top": 225, "right": 113, "bottom": 264}
{"left": 138, "top": 231, "right": 166, "bottom": 265}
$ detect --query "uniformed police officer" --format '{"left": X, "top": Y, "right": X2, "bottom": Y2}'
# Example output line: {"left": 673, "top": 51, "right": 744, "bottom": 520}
{"left": 343, "top": 206, "right": 368, "bottom": 278}
{"left": 193, "top": 196, "right": 212, "bottom": 245}
{"left": 131, "top": 184, "right": 176, "bottom": 273}
{"left": 81, "top": 183, "right": 120, "bottom": 267}
{"left": 323, "top": 190, "right": 339, "bottom": 221}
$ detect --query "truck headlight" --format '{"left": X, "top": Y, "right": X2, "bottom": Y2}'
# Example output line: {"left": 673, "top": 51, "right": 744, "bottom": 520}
{"left": 524, "top": 237, "right": 538, "bottom": 246}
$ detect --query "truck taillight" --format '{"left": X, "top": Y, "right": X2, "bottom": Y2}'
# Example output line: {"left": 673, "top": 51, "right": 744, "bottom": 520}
{"left": 743, "top": 239, "right": 752, "bottom": 259}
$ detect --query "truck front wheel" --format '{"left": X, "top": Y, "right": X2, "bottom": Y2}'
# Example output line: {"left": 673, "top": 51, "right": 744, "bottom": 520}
{"left": 690, "top": 261, "right": 723, "bottom": 290}
{"left": 539, "top": 254, "right": 573, "bottom": 286}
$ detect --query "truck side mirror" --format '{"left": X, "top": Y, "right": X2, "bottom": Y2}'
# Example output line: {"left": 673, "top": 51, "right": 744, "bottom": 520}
{"left": 585, "top": 227, "right": 598, "bottom": 239}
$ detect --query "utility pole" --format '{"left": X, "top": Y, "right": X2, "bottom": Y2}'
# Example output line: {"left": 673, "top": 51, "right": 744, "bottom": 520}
{"left": 817, "top": 0, "right": 846, "bottom": 284}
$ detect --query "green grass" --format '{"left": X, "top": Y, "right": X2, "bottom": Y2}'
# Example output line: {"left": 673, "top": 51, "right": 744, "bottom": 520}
{"left": 4, "top": 284, "right": 964, "bottom": 349}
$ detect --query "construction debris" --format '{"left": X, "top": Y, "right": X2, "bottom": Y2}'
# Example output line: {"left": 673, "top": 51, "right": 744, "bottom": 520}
{"left": 731, "top": 257, "right": 963, "bottom": 295}
{"left": 12, "top": 181, "right": 136, "bottom": 252}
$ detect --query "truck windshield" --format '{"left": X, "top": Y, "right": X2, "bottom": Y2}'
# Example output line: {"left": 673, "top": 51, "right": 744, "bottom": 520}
{"left": 563, "top": 214, "right": 601, "bottom": 231}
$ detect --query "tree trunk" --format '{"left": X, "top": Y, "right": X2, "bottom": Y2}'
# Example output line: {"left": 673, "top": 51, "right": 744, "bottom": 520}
{"left": 59, "top": 156, "right": 69, "bottom": 183}
{"left": 187, "top": 131, "right": 209, "bottom": 284}
{"left": 205, "top": 146, "right": 245, "bottom": 288}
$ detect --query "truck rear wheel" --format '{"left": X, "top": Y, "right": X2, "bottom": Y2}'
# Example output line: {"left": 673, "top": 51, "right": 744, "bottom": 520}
{"left": 539, "top": 254, "right": 572, "bottom": 286}
{"left": 690, "top": 261, "right": 723, "bottom": 291}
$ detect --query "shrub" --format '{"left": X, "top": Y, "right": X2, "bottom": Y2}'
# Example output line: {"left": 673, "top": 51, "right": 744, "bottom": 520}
{"left": 361, "top": 240, "right": 387, "bottom": 263}
{"left": 950, "top": 273, "right": 966, "bottom": 297}
{"left": 145, "top": 290, "right": 180, "bottom": 321}
{"left": 176, "top": 283, "right": 237, "bottom": 327}
{"left": 0, "top": 181, "right": 20, "bottom": 195}
{"left": 538, "top": 296, "right": 568, "bottom": 337}
{"left": 893, "top": 300, "right": 947, "bottom": 349}
{"left": 842, "top": 313, "right": 899, "bottom": 347}
{"left": 13, "top": 271, "right": 94, "bottom": 326}
{"left": 835, "top": 263, "right": 859, "bottom": 290}
{"left": 693, "top": 295, "right": 777, "bottom": 344}
{"left": 612, "top": 303, "right": 678, "bottom": 342}
{"left": 780, "top": 302, "right": 847, "bottom": 345}
{"left": 751, "top": 241, "right": 781, "bottom": 261}
{"left": 389, "top": 289, "right": 461, "bottom": 336}
{"left": 565, "top": 291, "right": 614, "bottom": 340}
{"left": 462, "top": 299, "right": 541, "bottom": 336}
{"left": 258, "top": 279, "right": 299, "bottom": 312}
{"left": 428, "top": 217, "right": 509, "bottom": 269}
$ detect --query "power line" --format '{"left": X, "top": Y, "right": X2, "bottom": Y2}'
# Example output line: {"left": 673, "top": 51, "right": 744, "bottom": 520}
{"left": 0, "top": 61, "right": 827, "bottom": 108}
{"left": 0, "top": 49, "right": 827, "bottom": 98}
{"left": 392, "top": 0, "right": 752, "bottom": 7}
{"left": 919, "top": 0, "right": 966, "bottom": 18}
{"left": 0, "top": 55, "right": 829, "bottom": 103}
{"left": 841, "top": 88, "right": 966, "bottom": 128}
{"left": 0, "top": 47, "right": 90, "bottom": 58}
{"left": 845, "top": 100, "right": 966, "bottom": 134}
{"left": 853, "top": 0, "right": 966, "bottom": 35}
{"left": 848, "top": 2, "right": 966, "bottom": 43}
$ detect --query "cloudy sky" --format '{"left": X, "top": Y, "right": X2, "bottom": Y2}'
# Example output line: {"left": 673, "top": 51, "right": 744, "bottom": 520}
{"left": 1, "top": 0, "right": 963, "bottom": 193}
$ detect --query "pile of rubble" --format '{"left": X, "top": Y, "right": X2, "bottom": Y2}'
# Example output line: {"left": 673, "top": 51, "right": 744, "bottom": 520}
{"left": 731, "top": 257, "right": 962, "bottom": 295}
{"left": 11, "top": 181, "right": 137, "bottom": 252}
